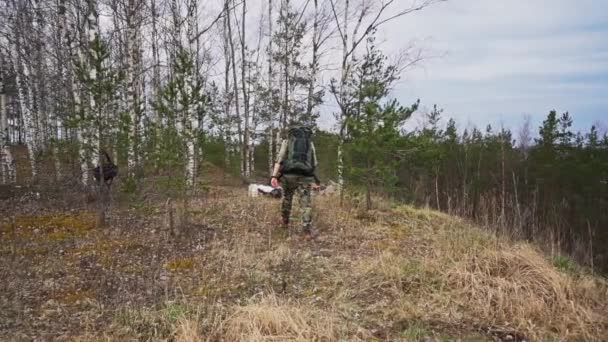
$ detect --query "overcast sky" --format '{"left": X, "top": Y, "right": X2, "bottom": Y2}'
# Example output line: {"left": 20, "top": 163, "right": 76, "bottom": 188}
{"left": 316, "top": 0, "right": 608, "bottom": 135}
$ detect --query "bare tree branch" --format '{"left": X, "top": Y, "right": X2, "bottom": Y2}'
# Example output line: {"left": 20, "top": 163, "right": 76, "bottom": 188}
{"left": 190, "top": 1, "right": 245, "bottom": 43}
{"left": 328, "top": 0, "right": 345, "bottom": 45}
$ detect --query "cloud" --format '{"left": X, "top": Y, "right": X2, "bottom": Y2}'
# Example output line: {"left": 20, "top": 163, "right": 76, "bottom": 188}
{"left": 367, "top": 0, "right": 608, "bottom": 132}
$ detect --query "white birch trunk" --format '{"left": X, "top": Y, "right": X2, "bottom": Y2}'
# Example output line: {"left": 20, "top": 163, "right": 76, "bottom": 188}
{"left": 240, "top": 0, "right": 251, "bottom": 178}
{"left": 53, "top": 0, "right": 69, "bottom": 180}
{"left": 0, "top": 61, "right": 15, "bottom": 184}
{"left": 32, "top": 0, "right": 47, "bottom": 151}
{"left": 170, "top": 0, "right": 181, "bottom": 68}
{"left": 150, "top": 0, "right": 162, "bottom": 150}
{"left": 337, "top": 0, "right": 350, "bottom": 196}
{"left": 151, "top": 0, "right": 163, "bottom": 167}
{"left": 275, "top": 130, "right": 281, "bottom": 157}
{"left": 280, "top": 0, "right": 289, "bottom": 131}
{"left": 305, "top": 0, "right": 320, "bottom": 123}
{"left": 88, "top": 0, "right": 108, "bottom": 227}
{"left": 10, "top": 19, "right": 38, "bottom": 180}
{"left": 223, "top": 12, "right": 233, "bottom": 169}
{"left": 88, "top": 0, "right": 99, "bottom": 156}
{"left": 185, "top": 0, "right": 198, "bottom": 187}
{"left": 66, "top": 5, "right": 89, "bottom": 186}
{"left": 126, "top": 0, "right": 141, "bottom": 178}
{"left": 226, "top": 0, "right": 243, "bottom": 176}
{"left": 249, "top": 142, "right": 255, "bottom": 175}
{"left": 268, "top": 0, "right": 274, "bottom": 174}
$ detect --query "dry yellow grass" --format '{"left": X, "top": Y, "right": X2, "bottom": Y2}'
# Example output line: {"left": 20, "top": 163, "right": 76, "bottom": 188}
{"left": 170, "top": 191, "right": 606, "bottom": 341}
{"left": 443, "top": 246, "right": 607, "bottom": 340}
{"left": 4, "top": 187, "right": 606, "bottom": 341}
{"left": 222, "top": 294, "right": 338, "bottom": 341}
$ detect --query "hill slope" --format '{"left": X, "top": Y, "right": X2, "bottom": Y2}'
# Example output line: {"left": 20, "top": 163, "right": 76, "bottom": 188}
{"left": 1, "top": 186, "right": 607, "bottom": 341}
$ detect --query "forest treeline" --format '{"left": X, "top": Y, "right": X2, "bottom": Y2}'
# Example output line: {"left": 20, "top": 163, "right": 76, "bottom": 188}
{"left": 1, "top": 0, "right": 607, "bottom": 273}
{"left": 375, "top": 110, "right": 608, "bottom": 274}
{"left": 253, "top": 109, "right": 608, "bottom": 274}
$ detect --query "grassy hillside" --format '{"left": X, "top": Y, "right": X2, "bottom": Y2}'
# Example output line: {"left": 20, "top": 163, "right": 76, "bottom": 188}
{"left": 1, "top": 186, "right": 606, "bottom": 341}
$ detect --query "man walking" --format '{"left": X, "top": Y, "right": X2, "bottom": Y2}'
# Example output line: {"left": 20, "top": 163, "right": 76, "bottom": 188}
{"left": 271, "top": 126, "right": 319, "bottom": 237}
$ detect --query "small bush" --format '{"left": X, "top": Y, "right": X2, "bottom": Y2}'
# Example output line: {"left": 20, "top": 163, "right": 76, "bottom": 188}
{"left": 121, "top": 176, "right": 138, "bottom": 194}
{"left": 552, "top": 255, "right": 576, "bottom": 273}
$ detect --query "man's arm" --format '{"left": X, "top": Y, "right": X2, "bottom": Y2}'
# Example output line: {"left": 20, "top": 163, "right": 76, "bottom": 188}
{"left": 271, "top": 140, "right": 288, "bottom": 186}
{"left": 271, "top": 162, "right": 282, "bottom": 179}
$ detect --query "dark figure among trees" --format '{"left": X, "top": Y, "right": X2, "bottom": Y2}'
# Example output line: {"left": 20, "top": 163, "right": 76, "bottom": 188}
{"left": 93, "top": 150, "right": 118, "bottom": 187}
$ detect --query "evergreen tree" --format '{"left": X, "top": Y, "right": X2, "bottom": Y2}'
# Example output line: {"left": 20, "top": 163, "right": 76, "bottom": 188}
{"left": 152, "top": 49, "right": 204, "bottom": 189}
{"left": 344, "top": 37, "right": 417, "bottom": 210}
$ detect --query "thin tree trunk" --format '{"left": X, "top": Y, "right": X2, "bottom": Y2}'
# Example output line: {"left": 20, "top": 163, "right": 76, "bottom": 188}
{"left": 10, "top": 10, "right": 38, "bottom": 180}
{"left": 281, "top": 0, "right": 289, "bottom": 130}
{"left": 501, "top": 132, "right": 506, "bottom": 227}
{"left": 236, "top": 0, "right": 251, "bottom": 177}
{"left": 226, "top": 0, "right": 243, "bottom": 175}
{"left": 337, "top": 0, "right": 349, "bottom": 199}
{"left": 268, "top": 0, "right": 274, "bottom": 174}
{"left": 0, "top": 56, "right": 15, "bottom": 184}
{"left": 435, "top": 169, "right": 441, "bottom": 211}
{"left": 66, "top": 5, "right": 89, "bottom": 186}
{"left": 53, "top": 0, "right": 70, "bottom": 180}
{"left": 126, "top": 0, "right": 141, "bottom": 178}
{"left": 462, "top": 144, "right": 468, "bottom": 215}
{"left": 305, "top": 0, "right": 319, "bottom": 122}
{"left": 86, "top": 0, "right": 106, "bottom": 227}
{"left": 150, "top": 0, "right": 161, "bottom": 97}
{"left": 150, "top": 0, "right": 162, "bottom": 168}
{"left": 513, "top": 171, "right": 522, "bottom": 234}
{"left": 222, "top": 12, "right": 233, "bottom": 170}
{"left": 31, "top": 0, "right": 47, "bottom": 152}
{"left": 185, "top": 0, "right": 199, "bottom": 187}
{"left": 587, "top": 220, "right": 594, "bottom": 273}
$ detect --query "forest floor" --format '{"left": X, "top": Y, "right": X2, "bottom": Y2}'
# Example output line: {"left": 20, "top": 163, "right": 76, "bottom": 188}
{"left": 1, "top": 180, "right": 607, "bottom": 341}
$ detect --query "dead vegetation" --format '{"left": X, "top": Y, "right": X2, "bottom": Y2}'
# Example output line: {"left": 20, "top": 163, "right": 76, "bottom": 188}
{"left": 0, "top": 185, "right": 607, "bottom": 341}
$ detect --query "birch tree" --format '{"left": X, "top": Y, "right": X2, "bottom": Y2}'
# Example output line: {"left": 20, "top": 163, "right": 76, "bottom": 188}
{"left": 329, "top": 0, "right": 444, "bottom": 198}
{"left": 185, "top": 0, "right": 199, "bottom": 186}
{"left": 150, "top": 0, "right": 162, "bottom": 139}
{"left": 267, "top": 0, "right": 274, "bottom": 173}
{"left": 0, "top": 52, "right": 15, "bottom": 184}
{"left": 126, "top": 0, "right": 144, "bottom": 178}
{"left": 32, "top": 0, "right": 48, "bottom": 151}
{"left": 225, "top": 0, "right": 243, "bottom": 175}
{"left": 53, "top": 0, "right": 70, "bottom": 179}
{"left": 84, "top": 0, "right": 120, "bottom": 226}
{"left": 238, "top": 0, "right": 252, "bottom": 177}
{"left": 222, "top": 9, "right": 234, "bottom": 169}
{"left": 87, "top": 0, "right": 105, "bottom": 225}
{"left": 9, "top": 0, "right": 39, "bottom": 180}
{"left": 65, "top": 1, "right": 91, "bottom": 186}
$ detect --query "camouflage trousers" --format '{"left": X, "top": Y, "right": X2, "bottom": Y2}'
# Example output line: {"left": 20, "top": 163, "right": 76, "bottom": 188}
{"left": 281, "top": 175, "right": 314, "bottom": 232}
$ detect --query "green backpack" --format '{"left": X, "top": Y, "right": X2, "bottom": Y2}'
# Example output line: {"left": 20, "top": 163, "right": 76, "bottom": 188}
{"left": 281, "top": 126, "right": 315, "bottom": 176}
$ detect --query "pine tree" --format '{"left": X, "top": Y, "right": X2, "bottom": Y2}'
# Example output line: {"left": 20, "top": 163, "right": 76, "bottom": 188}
{"left": 344, "top": 37, "right": 417, "bottom": 210}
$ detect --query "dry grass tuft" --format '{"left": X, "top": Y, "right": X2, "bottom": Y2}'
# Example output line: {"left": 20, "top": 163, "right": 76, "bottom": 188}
{"left": 223, "top": 294, "right": 337, "bottom": 341}
{"left": 174, "top": 317, "right": 205, "bottom": 342}
{"left": 445, "top": 244, "right": 608, "bottom": 340}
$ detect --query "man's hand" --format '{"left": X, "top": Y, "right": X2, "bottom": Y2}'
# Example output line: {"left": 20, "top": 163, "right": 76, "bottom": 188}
{"left": 271, "top": 177, "right": 279, "bottom": 188}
